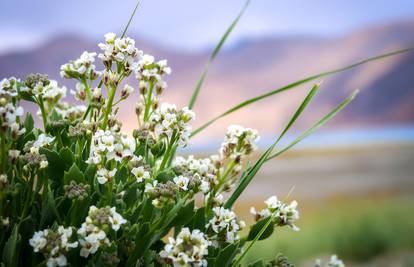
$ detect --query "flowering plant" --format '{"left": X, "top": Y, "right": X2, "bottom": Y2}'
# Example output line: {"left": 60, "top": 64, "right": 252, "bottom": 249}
{"left": 1, "top": 2, "right": 410, "bottom": 267}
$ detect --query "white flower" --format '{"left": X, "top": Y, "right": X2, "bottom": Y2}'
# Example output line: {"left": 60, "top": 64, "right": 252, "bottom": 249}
{"left": 32, "top": 134, "right": 55, "bottom": 150}
{"left": 220, "top": 124, "right": 259, "bottom": 160}
{"left": 173, "top": 155, "right": 218, "bottom": 194}
{"left": 109, "top": 207, "right": 127, "bottom": 231}
{"left": 78, "top": 206, "right": 126, "bottom": 258}
{"left": 131, "top": 166, "right": 150, "bottom": 182}
{"left": 96, "top": 168, "right": 117, "bottom": 184}
{"left": 40, "top": 160, "right": 49, "bottom": 169}
{"left": 30, "top": 226, "right": 77, "bottom": 265}
{"left": 251, "top": 195, "right": 300, "bottom": 231}
{"left": 206, "top": 207, "right": 244, "bottom": 243}
{"left": 173, "top": 175, "right": 189, "bottom": 191}
{"left": 121, "top": 84, "right": 134, "bottom": 98}
{"left": 148, "top": 103, "right": 195, "bottom": 147}
{"left": 104, "top": 32, "right": 116, "bottom": 43}
{"left": 145, "top": 180, "right": 158, "bottom": 193}
{"left": 46, "top": 254, "right": 67, "bottom": 267}
{"left": 61, "top": 51, "right": 97, "bottom": 79}
{"left": 160, "top": 227, "right": 210, "bottom": 267}
{"left": 29, "top": 230, "right": 48, "bottom": 252}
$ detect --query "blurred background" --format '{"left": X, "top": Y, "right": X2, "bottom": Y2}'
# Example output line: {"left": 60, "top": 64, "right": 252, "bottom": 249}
{"left": 1, "top": 0, "right": 414, "bottom": 265}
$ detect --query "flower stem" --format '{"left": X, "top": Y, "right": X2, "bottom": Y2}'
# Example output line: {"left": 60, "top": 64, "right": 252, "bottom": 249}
{"left": 143, "top": 82, "right": 154, "bottom": 122}
{"left": 38, "top": 98, "right": 48, "bottom": 131}
{"left": 102, "top": 85, "right": 116, "bottom": 129}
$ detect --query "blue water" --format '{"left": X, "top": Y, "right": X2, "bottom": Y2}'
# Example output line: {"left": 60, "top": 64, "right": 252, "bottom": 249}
{"left": 186, "top": 125, "right": 414, "bottom": 153}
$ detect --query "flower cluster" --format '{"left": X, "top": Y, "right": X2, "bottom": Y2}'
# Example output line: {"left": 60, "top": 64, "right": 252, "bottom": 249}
{"left": 87, "top": 129, "right": 136, "bottom": 165}
{"left": 220, "top": 124, "right": 259, "bottom": 161}
{"left": 29, "top": 226, "right": 78, "bottom": 267}
{"left": 148, "top": 103, "right": 195, "bottom": 147}
{"left": 23, "top": 75, "right": 66, "bottom": 103}
{"left": 60, "top": 51, "right": 100, "bottom": 80}
{"left": 206, "top": 207, "right": 246, "bottom": 243}
{"left": 315, "top": 255, "right": 345, "bottom": 267}
{"left": 0, "top": 102, "right": 25, "bottom": 137}
{"left": 160, "top": 227, "right": 210, "bottom": 266}
{"left": 250, "top": 195, "right": 300, "bottom": 231}
{"left": 173, "top": 155, "right": 218, "bottom": 194}
{"left": 77, "top": 206, "right": 126, "bottom": 257}
{"left": 98, "top": 32, "right": 141, "bottom": 69}
{"left": 0, "top": 77, "right": 19, "bottom": 97}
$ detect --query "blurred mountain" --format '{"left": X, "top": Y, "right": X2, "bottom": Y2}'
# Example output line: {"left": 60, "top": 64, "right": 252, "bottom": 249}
{"left": 1, "top": 20, "right": 413, "bottom": 141}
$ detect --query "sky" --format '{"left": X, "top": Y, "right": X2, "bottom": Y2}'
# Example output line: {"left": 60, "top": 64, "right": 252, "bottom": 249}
{"left": 1, "top": 0, "right": 414, "bottom": 53}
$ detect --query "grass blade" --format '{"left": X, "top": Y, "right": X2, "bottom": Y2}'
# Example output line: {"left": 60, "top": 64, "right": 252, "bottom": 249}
{"left": 191, "top": 47, "right": 413, "bottom": 137}
{"left": 188, "top": 0, "right": 250, "bottom": 110}
{"left": 224, "top": 83, "right": 321, "bottom": 209}
{"left": 265, "top": 89, "right": 359, "bottom": 162}
{"left": 121, "top": 0, "right": 142, "bottom": 38}
{"left": 232, "top": 216, "right": 273, "bottom": 267}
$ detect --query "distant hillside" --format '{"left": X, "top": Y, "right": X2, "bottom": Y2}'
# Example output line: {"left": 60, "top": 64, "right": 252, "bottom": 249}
{"left": 1, "top": 20, "right": 413, "bottom": 142}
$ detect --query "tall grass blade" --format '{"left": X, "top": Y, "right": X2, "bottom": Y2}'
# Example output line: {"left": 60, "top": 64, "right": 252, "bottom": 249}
{"left": 266, "top": 89, "right": 359, "bottom": 162}
{"left": 232, "top": 216, "right": 273, "bottom": 267}
{"left": 121, "top": 0, "right": 142, "bottom": 38}
{"left": 224, "top": 83, "right": 321, "bottom": 209}
{"left": 191, "top": 47, "right": 413, "bottom": 137}
{"left": 188, "top": 0, "right": 250, "bottom": 110}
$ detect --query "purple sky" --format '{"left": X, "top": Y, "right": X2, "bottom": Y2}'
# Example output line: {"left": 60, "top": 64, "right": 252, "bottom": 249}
{"left": 1, "top": 0, "right": 414, "bottom": 53}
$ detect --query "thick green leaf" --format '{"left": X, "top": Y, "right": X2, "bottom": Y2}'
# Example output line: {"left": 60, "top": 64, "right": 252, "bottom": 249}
{"left": 168, "top": 200, "right": 195, "bottom": 228}
{"left": 64, "top": 163, "right": 85, "bottom": 184}
{"left": 191, "top": 47, "right": 413, "bottom": 137}
{"left": 40, "top": 147, "right": 65, "bottom": 184}
{"left": 2, "top": 225, "right": 21, "bottom": 267}
{"left": 59, "top": 147, "right": 75, "bottom": 170}
{"left": 24, "top": 113, "right": 34, "bottom": 133}
{"left": 189, "top": 207, "right": 206, "bottom": 231}
{"left": 247, "top": 217, "right": 274, "bottom": 241}
{"left": 188, "top": 0, "right": 250, "bottom": 109}
{"left": 216, "top": 241, "right": 240, "bottom": 267}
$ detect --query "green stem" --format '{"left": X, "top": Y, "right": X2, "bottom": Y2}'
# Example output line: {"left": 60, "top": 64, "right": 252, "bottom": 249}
{"left": 38, "top": 98, "right": 48, "bottom": 131}
{"left": 216, "top": 160, "right": 236, "bottom": 192}
{"left": 159, "top": 132, "right": 177, "bottom": 172}
{"left": 143, "top": 83, "right": 154, "bottom": 122}
{"left": 102, "top": 85, "right": 116, "bottom": 129}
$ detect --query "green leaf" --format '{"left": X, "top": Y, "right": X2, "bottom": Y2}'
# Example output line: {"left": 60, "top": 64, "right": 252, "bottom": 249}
{"left": 191, "top": 47, "right": 414, "bottom": 137}
{"left": 266, "top": 90, "right": 359, "bottom": 162}
{"left": 216, "top": 241, "right": 241, "bottom": 267}
{"left": 2, "top": 225, "right": 21, "bottom": 267}
{"left": 225, "top": 83, "right": 321, "bottom": 209}
{"left": 40, "top": 147, "right": 65, "bottom": 184}
{"left": 188, "top": 0, "right": 250, "bottom": 109}
{"left": 24, "top": 113, "right": 34, "bottom": 133}
{"left": 18, "top": 91, "right": 36, "bottom": 103}
{"left": 189, "top": 207, "right": 206, "bottom": 231}
{"left": 64, "top": 163, "right": 85, "bottom": 184}
{"left": 247, "top": 217, "right": 274, "bottom": 241}
{"left": 168, "top": 201, "right": 195, "bottom": 228}
{"left": 84, "top": 164, "right": 97, "bottom": 183}
{"left": 59, "top": 147, "right": 74, "bottom": 170}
